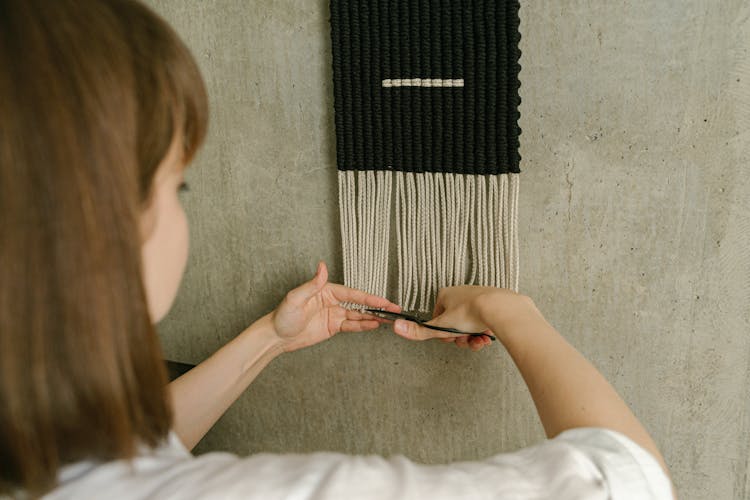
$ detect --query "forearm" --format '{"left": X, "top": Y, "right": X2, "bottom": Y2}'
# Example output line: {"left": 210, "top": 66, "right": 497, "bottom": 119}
{"left": 168, "top": 313, "right": 284, "bottom": 450}
{"left": 479, "top": 296, "right": 669, "bottom": 475}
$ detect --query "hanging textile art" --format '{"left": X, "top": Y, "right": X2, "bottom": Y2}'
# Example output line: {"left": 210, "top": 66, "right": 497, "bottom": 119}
{"left": 330, "top": 0, "right": 522, "bottom": 312}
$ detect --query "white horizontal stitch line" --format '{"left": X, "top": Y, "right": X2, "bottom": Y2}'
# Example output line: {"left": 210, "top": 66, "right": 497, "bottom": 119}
{"left": 382, "top": 78, "right": 464, "bottom": 88}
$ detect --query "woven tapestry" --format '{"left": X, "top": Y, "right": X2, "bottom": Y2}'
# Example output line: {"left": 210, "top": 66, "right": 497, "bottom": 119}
{"left": 330, "top": 0, "right": 522, "bottom": 312}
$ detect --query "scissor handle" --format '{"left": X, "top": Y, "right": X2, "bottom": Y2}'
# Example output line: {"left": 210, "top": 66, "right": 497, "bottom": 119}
{"left": 362, "top": 308, "right": 496, "bottom": 341}
{"left": 420, "top": 324, "right": 496, "bottom": 341}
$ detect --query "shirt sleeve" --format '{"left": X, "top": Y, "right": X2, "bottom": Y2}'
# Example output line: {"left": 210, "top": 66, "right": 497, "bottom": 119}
{"left": 553, "top": 427, "right": 673, "bottom": 499}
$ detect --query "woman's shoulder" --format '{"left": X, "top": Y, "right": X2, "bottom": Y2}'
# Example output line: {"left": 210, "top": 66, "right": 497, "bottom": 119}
{"left": 45, "top": 432, "right": 359, "bottom": 500}
{"left": 43, "top": 431, "right": 366, "bottom": 499}
{"left": 44, "top": 428, "right": 671, "bottom": 500}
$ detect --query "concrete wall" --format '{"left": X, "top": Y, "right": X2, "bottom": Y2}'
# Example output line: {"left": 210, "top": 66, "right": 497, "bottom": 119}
{"left": 147, "top": 1, "right": 750, "bottom": 498}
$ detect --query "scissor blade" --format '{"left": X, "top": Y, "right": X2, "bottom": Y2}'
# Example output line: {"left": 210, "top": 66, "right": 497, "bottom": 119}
{"left": 362, "top": 308, "right": 423, "bottom": 323}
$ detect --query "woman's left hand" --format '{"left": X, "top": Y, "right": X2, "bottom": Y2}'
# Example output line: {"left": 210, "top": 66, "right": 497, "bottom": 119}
{"left": 271, "top": 261, "right": 401, "bottom": 353}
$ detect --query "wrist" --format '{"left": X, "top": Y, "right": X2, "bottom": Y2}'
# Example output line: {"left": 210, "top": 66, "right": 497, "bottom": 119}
{"left": 244, "top": 312, "right": 286, "bottom": 359}
{"left": 475, "top": 292, "right": 544, "bottom": 341}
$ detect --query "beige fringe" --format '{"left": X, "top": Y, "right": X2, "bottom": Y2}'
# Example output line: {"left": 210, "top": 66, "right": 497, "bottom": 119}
{"left": 338, "top": 171, "right": 520, "bottom": 312}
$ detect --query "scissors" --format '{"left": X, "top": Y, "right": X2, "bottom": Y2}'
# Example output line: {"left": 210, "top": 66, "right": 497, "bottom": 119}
{"left": 362, "top": 308, "right": 496, "bottom": 341}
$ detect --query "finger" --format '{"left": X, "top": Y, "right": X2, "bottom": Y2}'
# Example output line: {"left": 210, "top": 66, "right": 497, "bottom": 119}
{"left": 340, "top": 319, "right": 380, "bottom": 332}
{"left": 330, "top": 309, "right": 390, "bottom": 331}
{"left": 392, "top": 319, "right": 464, "bottom": 341}
{"left": 392, "top": 320, "right": 426, "bottom": 341}
{"left": 469, "top": 337, "right": 484, "bottom": 352}
{"left": 329, "top": 283, "right": 401, "bottom": 312}
{"left": 316, "top": 260, "right": 328, "bottom": 287}
{"left": 367, "top": 316, "right": 391, "bottom": 324}
{"left": 285, "top": 261, "right": 328, "bottom": 306}
{"left": 454, "top": 336, "right": 470, "bottom": 349}
{"left": 345, "top": 309, "right": 390, "bottom": 322}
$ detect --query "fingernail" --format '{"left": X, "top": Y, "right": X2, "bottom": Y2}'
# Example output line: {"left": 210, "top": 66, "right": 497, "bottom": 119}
{"left": 394, "top": 320, "right": 407, "bottom": 334}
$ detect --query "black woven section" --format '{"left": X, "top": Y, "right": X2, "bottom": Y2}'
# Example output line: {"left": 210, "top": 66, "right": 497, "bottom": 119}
{"left": 330, "top": 0, "right": 522, "bottom": 175}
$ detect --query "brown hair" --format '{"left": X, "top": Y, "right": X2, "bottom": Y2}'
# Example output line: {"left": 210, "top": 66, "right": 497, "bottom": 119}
{"left": 0, "top": 0, "right": 208, "bottom": 495}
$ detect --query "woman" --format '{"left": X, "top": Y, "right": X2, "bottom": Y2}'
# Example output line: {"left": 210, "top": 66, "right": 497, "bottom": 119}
{"left": 0, "top": 0, "right": 673, "bottom": 498}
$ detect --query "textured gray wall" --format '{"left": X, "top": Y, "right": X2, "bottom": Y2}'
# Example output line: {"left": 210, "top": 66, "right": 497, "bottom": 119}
{"left": 147, "top": 1, "right": 750, "bottom": 498}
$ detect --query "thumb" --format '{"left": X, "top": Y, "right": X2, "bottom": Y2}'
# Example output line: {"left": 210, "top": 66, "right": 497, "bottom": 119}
{"left": 285, "top": 261, "right": 327, "bottom": 306}
{"left": 393, "top": 319, "right": 426, "bottom": 340}
{"left": 392, "top": 317, "right": 457, "bottom": 341}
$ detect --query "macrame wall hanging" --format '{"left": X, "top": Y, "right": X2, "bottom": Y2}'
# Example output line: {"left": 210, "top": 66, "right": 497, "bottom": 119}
{"left": 330, "top": 0, "right": 522, "bottom": 313}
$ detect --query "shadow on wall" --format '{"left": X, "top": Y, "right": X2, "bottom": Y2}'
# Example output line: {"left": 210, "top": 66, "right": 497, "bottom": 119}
{"left": 319, "top": 0, "right": 342, "bottom": 283}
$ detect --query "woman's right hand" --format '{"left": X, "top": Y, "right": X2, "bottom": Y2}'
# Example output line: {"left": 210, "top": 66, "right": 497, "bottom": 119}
{"left": 395, "top": 286, "right": 674, "bottom": 489}
{"left": 391, "top": 286, "right": 531, "bottom": 352}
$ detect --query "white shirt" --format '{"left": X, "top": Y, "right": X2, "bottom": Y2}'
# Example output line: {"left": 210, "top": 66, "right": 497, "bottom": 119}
{"left": 46, "top": 427, "right": 671, "bottom": 499}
